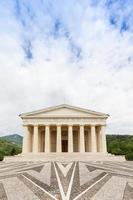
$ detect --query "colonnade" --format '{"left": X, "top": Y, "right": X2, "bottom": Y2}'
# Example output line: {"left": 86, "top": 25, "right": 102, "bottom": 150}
{"left": 22, "top": 124, "right": 107, "bottom": 154}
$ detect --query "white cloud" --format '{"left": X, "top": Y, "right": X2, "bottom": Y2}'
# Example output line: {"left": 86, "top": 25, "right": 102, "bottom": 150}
{"left": 0, "top": 0, "right": 133, "bottom": 135}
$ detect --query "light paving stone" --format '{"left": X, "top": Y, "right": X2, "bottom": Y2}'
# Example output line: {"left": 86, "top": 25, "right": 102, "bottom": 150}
{"left": 2, "top": 177, "right": 39, "bottom": 200}
{"left": 0, "top": 183, "right": 8, "bottom": 200}
{"left": 123, "top": 183, "right": 133, "bottom": 200}
{"left": 79, "top": 162, "right": 104, "bottom": 186}
{"left": 91, "top": 176, "right": 127, "bottom": 200}
{"left": 128, "top": 181, "right": 133, "bottom": 188}
{"left": 26, "top": 162, "right": 51, "bottom": 186}
{"left": 56, "top": 162, "right": 73, "bottom": 177}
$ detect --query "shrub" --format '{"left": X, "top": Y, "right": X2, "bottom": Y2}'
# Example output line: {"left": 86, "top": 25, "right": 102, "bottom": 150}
{"left": 125, "top": 153, "right": 133, "bottom": 161}
{"left": 111, "top": 148, "right": 123, "bottom": 155}
{"left": 0, "top": 153, "right": 4, "bottom": 161}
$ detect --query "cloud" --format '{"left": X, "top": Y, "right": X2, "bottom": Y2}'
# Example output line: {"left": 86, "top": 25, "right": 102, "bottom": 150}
{"left": 0, "top": 0, "right": 133, "bottom": 135}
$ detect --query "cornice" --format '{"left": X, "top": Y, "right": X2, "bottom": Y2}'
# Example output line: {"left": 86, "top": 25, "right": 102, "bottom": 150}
{"left": 19, "top": 104, "right": 109, "bottom": 118}
{"left": 21, "top": 115, "right": 108, "bottom": 119}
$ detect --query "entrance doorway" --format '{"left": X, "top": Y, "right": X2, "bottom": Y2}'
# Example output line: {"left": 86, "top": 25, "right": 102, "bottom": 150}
{"left": 62, "top": 140, "right": 68, "bottom": 152}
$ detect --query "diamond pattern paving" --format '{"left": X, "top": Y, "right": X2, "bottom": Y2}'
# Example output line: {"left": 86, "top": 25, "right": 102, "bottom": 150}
{"left": 0, "top": 161, "right": 133, "bottom": 200}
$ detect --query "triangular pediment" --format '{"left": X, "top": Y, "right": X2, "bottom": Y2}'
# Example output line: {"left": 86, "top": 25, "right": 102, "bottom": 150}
{"left": 20, "top": 104, "right": 109, "bottom": 118}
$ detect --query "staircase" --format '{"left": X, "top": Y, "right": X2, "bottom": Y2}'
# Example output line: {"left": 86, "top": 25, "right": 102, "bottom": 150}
{"left": 4, "top": 152, "right": 125, "bottom": 162}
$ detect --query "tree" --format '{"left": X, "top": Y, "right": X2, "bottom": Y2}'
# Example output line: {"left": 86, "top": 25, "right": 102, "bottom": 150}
{"left": 11, "top": 147, "right": 16, "bottom": 156}
{"left": 0, "top": 153, "right": 4, "bottom": 161}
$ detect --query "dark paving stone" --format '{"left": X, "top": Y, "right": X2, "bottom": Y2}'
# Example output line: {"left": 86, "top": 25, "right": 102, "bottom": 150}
{"left": 50, "top": 162, "right": 61, "bottom": 197}
{"left": 20, "top": 165, "right": 44, "bottom": 173}
{"left": 18, "top": 174, "right": 53, "bottom": 200}
{"left": 77, "top": 174, "right": 111, "bottom": 200}
{"left": 70, "top": 162, "right": 80, "bottom": 200}
{"left": 21, "top": 163, "right": 61, "bottom": 199}
{"left": 70, "top": 162, "right": 108, "bottom": 200}
{"left": 31, "top": 165, "right": 44, "bottom": 173}
{"left": 86, "top": 165, "right": 101, "bottom": 172}
{"left": 55, "top": 162, "right": 75, "bottom": 195}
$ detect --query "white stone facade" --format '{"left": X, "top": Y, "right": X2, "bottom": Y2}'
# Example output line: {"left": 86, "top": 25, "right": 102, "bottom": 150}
{"left": 20, "top": 104, "right": 109, "bottom": 154}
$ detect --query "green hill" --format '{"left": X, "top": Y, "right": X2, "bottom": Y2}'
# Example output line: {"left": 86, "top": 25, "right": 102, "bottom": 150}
{"left": 0, "top": 134, "right": 22, "bottom": 160}
{"left": 106, "top": 134, "right": 133, "bottom": 156}
{"left": 0, "top": 139, "right": 22, "bottom": 157}
{"left": 0, "top": 134, "right": 22, "bottom": 146}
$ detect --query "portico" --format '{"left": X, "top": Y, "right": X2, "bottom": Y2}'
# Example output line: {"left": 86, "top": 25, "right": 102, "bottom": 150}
{"left": 20, "top": 104, "right": 109, "bottom": 154}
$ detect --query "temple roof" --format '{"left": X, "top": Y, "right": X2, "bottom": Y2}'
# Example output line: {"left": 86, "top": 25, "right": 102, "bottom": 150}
{"left": 19, "top": 104, "right": 109, "bottom": 119}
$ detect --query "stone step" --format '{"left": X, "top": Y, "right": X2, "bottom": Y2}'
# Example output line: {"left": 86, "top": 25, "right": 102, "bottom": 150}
{"left": 4, "top": 153, "right": 125, "bottom": 162}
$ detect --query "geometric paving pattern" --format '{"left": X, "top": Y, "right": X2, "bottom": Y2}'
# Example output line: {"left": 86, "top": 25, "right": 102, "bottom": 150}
{"left": 0, "top": 161, "right": 133, "bottom": 200}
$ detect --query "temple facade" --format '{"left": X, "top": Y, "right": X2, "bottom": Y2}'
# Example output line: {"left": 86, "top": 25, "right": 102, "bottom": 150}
{"left": 20, "top": 104, "right": 109, "bottom": 154}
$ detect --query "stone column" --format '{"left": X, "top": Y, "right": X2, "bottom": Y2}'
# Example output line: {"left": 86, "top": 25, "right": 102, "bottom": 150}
{"left": 33, "top": 125, "right": 39, "bottom": 153}
{"left": 88, "top": 128, "right": 91, "bottom": 152}
{"left": 68, "top": 125, "right": 73, "bottom": 153}
{"left": 22, "top": 125, "right": 31, "bottom": 153}
{"left": 91, "top": 125, "right": 97, "bottom": 152}
{"left": 100, "top": 125, "right": 107, "bottom": 153}
{"left": 45, "top": 125, "right": 50, "bottom": 153}
{"left": 56, "top": 125, "right": 62, "bottom": 152}
{"left": 79, "top": 125, "right": 85, "bottom": 152}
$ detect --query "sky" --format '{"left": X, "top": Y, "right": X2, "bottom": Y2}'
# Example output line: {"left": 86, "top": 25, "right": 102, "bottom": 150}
{"left": 0, "top": 0, "right": 133, "bottom": 135}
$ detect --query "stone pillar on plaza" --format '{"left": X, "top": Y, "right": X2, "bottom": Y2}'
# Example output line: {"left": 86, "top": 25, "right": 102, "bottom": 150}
{"left": 22, "top": 125, "right": 31, "bottom": 153}
{"left": 33, "top": 125, "right": 39, "bottom": 153}
{"left": 79, "top": 125, "right": 85, "bottom": 153}
{"left": 45, "top": 125, "right": 50, "bottom": 153}
{"left": 68, "top": 125, "right": 73, "bottom": 153}
{"left": 100, "top": 125, "right": 107, "bottom": 153}
{"left": 91, "top": 125, "right": 97, "bottom": 153}
{"left": 56, "top": 125, "right": 62, "bottom": 152}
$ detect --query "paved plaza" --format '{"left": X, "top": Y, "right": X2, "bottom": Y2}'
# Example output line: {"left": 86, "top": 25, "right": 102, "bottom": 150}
{"left": 0, "top": 161, "right": 133, "bottom": 200}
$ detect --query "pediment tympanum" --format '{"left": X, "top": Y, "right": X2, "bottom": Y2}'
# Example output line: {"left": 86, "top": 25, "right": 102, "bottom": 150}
{"left": 20, "top": 104, "right": 109, "bottom": 119}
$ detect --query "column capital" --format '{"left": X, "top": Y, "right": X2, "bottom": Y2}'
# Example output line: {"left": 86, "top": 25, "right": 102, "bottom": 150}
{"left": 57, "top": 124, "right": 62, "bottom": 127}
{"left": 34, "top": 124, "right": 38, "bottom": 127}
{"left": 79, "top": 124, "right": 84, "bottom": 128}
{"left": 101, "top": 124, "right": 106, "bottom": 127}
{"left": 23, "top": 124, "right": 34, "bottom": 126}
{"left": 90, "top": 124, "right": 96, "bottom": 127}
{"left": 22, "top": 124, "right": 28, "bottom": 127}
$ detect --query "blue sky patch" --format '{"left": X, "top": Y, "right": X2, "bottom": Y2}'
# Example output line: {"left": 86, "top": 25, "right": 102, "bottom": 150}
{"left": 22, "top": 39, "right": 33, "bottom": 60}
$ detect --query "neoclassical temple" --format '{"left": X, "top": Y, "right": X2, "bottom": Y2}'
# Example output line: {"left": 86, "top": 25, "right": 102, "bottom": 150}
{"left": 20, "top": 104, "right": 109, "bottom": 154}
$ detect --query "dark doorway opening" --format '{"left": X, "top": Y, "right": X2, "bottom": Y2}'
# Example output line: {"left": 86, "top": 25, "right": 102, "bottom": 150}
{"left": 62, "top": 140, "right": 68, "bottom": 152}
